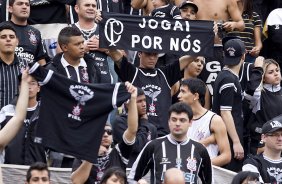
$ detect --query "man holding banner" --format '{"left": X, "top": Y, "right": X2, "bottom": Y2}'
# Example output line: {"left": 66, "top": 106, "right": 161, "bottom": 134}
{"left": 100, "top": 12, "right": 214, "bottom": 137}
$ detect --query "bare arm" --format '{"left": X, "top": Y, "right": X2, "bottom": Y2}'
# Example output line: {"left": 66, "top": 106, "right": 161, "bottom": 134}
{"left": 249, "top": 26, "right": 263, "bottom": 57}
{"left": 210, "top": 115, "right": 231, "bottom": 166}
{"left": 38, "top": 58, "right": 46, "bottom": 66}
{"left": 224, "top": 0, "right": 245, "bottom": 31}
{"left": 179, "top": 55, "right": 197, "bottom": 71}
{"left": 220, "top": 110, "right": 244, "bottom": 160}
{"left": 124, "top": 82, "right": 138, "bottom": 143}
{"left": 204, "top": 86, "right": 211, "bottom": 110}
{"left": 71, "top": 161, "right": 93, "bottom": 184}
{"left": 108, "top": 49, "right": 124, "bottom": 69}
{"left": 131, "top": 0, "right": 153, "bottom": 15}
{"left": 0, "top": 69, "right": 29, "bottom": 150}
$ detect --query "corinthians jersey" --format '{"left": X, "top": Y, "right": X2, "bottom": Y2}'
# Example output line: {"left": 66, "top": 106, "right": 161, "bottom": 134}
{"left": 128, "top": 135, "right": 212, "bottom": 184}
{"left": 29, "top": 63, "right": 130, "bottom": 163}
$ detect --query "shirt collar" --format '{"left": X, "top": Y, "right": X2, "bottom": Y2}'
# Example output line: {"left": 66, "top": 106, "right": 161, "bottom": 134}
{"left": 223, "top": 66, "right": 239, "bottom": 78}
{"left": 263, "top": 83, "right": 281, "bottom": 92}
{"left": 61, "top": 54, "right": 87, "bottom": 68}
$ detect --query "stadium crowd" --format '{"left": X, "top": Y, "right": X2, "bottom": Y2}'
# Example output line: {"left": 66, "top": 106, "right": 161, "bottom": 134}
{"left": 0, "top": 0, "right": 282, "bottom": 183}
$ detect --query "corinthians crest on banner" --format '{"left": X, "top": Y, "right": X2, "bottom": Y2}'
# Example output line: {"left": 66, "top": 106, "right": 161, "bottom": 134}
{"left": 68, "top": 84, "right": 94, "bottom": 121}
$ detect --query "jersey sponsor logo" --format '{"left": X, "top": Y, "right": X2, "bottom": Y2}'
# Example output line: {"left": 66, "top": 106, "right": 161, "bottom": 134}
{"left": 154, "top": 11, "right": 166, "bottom": 18}
{"left": 69, "top": 85, "right": 94, "bottom": 121}
{"left": 267, "top": 167, "right": 282, "bottom": 182}
{"left": 142, "top": 84, "right": 161, "bottom": 117}
{"left": 160, "top": 157, "right": 171, "bottom": 164}
{"left": 28, "top": 29, "right": 38, "bottom": 45}
{"left": 186, "top": 157, "right": 197, "bottom": 171}
{"left": 49, "top": 42, "right": 57, "bottom": 49}
{"left": 184, "top": 172, "right": 195, "bottom": 182}
{"left": 275, "top": 25, "right": 280, "bottom": 30}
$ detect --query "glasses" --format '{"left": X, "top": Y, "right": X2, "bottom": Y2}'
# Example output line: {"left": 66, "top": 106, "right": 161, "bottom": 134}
{"left": 266, "top": 132, "right": 282, "bottom": 138}
{"left": 104, "top": 129, "right": 112, "bottom": 135}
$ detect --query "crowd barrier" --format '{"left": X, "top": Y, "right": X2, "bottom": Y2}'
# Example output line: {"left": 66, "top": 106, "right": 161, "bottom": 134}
{"left": 0, "top": 164, "right": 236, "bottom": 184}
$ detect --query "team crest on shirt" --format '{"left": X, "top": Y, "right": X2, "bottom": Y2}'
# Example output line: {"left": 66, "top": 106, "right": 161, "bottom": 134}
{"left": 186, "top": 157, "right": 197, "bottom": 171}
{"left": 28, "top": 30, "right": 38, "bottom": 45}
{"left": 68, "top": 85, "right": 94, "bottom": 121}
{"left": 143, "top": 85, "right": 161, "bottom": 117}
{"left": 80, "top": 67, "right": 89, "bottom": 83}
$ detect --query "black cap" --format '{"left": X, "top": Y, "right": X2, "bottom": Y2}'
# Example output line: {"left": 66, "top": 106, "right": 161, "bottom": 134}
{"left": 262, "top": 115, "right": 282, "bottom": 134}
{"left": 179, "top": 1, "right": 198, "bottom": 13}
{"left": 223, "top": 39, "right": 245, "bottom": 66}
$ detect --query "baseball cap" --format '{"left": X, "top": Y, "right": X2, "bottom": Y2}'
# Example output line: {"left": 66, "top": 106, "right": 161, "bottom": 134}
{"left": 262, "top": 115, "right": 282, "bottom": 134}
{"left": 223, "top": 38, "right": 246, "bottom": 66}
{"left": 179, "top": 1, "right": 198, "bottom": 13}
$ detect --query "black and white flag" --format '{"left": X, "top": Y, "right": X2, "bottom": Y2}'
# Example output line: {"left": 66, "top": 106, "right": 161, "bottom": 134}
{"left": 99, "top": 12, "right": 214, "bottom": 56}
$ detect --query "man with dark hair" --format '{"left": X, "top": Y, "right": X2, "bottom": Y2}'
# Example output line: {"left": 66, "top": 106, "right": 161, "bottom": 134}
{"left": 46, "top": 26, "right": 102, "bottom": 168}
{"left": 178, "top": 78, "right": 231, "bottom": 167}
{"left": 6, "top": 0, "right": 46, "bottom": 65}
{"left": 212, "top": 38, "right": 246, "bottom": 172}
{"left": 72, "top": 0, "right": 112, "bottom": 83}
{"left": 0, "top": 74, "right": 46, "bottom": 165}
{"left": 47, "top": 26, "right": 101, "bottom": 84}
{"left": 128, "top": 102, "right": 212, "bottom": 184}
{"left": 108, "top": 50, "right": 196, "bottom": 137}
{"left": 0, "top": 23, "right": 28, "bottom": 109}
{"left": 112, "top": 87, "right": 157, "bottom": 167}
{"left": 243, "top": 115, "right": 282, "bottom": 183}
{"left": 25, "top": 162, "right": 50, "bottom": 184}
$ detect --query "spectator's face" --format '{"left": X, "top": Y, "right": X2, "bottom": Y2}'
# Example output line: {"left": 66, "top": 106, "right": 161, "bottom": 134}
{"left": 264, "top": 63, "right": 281, "bottom": 86}
{"left": 0, "top": 29, "right": 18, "bottom": 54}
{"left": 62, "top": 36, "right": 85, "bottom": 60}
{"left": 27, "top": 76, "right": 40, "bottom": 99}
{"left": 105, "top": 174, "right": 125, "bottom": 184}
{"left": 180, "top": 6, "right": 197, "bottom": 20}
{"left": 101, "top": 125, "right": 112, "bottom": 148}
{"left": 139, "top": 52, "right": 158, "bottom": 69}
{"left": 185, "top": 56, "right": 204, "bottom": 77}
{"left": 75, "top": 0, "right": 97, "bottom": 21}
{"left": 26, "top": 170, "right": 50, "bottom": 184}
{"left": 262, "top": 130, "right": 282, "bottom": 152}
{"left": 136, "top": 94, "right": 147, "bottom": 116}
{"left": 9, "top": 0, "right": 30, "bottom": 20}
{"left": 168, "top": 112, "right": 190, "bottom": 140}
{"left": 178, "top": 85, "right": 196, "bottom": 106}
{"left": 151, "top": 0, "right": 166, "bottom": 9}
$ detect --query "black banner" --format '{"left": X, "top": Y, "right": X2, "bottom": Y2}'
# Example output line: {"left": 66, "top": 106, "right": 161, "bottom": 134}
{"left": 99, "top": 12, "right": 214, "bottom": 56}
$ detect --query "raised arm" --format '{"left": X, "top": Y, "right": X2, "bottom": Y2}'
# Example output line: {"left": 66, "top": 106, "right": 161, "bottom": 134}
{"left": 179, "top": 55, "right": 197, "bottom": 71}
{"left": 71, "top": 160, "right": 93, "bottom": 184}
{"left": 0, "top": 69, "right": 29, "bottom": 150}
{"left": 108, "top": 49, "right": 124, "bottom": 69}
{"left": 124, "top": 82, "right": 138, "bottom": 143}
{"left": 224, "top": 0, "right": 245, "bottom": 31}
{"left": 131, "top": 0, "right": 154, "bottom": 15}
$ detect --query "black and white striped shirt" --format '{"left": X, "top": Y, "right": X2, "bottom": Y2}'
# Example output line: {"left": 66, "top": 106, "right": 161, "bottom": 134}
{"left": 0, "top": 56, "right": 27, "bottom": 109}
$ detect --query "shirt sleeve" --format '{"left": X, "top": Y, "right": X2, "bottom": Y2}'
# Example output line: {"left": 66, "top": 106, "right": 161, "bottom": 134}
{"left": 127, "top": 141, "right": 154, "bottom": 182}
{"left": 218, "top": 77, "right": 237, "bottom": 111}
{"left": 114, "top": 56, "right": 137, "bottom": 82}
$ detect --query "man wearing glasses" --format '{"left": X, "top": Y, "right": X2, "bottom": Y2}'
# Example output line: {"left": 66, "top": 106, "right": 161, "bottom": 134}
{"left": 243, "top": 115, "right": 282, "bottom": 183}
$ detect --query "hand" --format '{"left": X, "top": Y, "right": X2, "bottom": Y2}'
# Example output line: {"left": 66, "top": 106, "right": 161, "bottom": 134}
{"left": 125, "top": 82, "right": 137, "bottom": 99}
{"left": 223, "top": 22, "right": 236, "bottom": 32}
{"left": 249, "top": 47, "right": 261, "bottom": 57}
{"left": 86, "top": 36, "right": 99, "bottom": 51}
{"left": 138, "top": 179, "right": 148, "bottom": 184}
{"left": 95, "top": 10, "right": 102, "bottom": 23}
{"left": 254, "top": 56, "right": 264, "bottom": 68}
{"left": 98, "top": 145, "right": 108, "bottom": 156}
{"left": 233, "top": 142, "right": 244, "bottom": 160}
{"left": 21, "top": 68, "right": 29, "bottom": 82}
